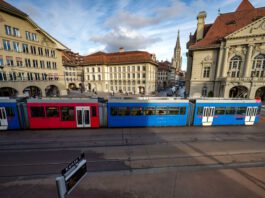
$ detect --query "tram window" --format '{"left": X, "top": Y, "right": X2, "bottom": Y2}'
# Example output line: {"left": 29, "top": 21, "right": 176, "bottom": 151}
{"left": 46, "top": 106, "right": 59, "bottom": 117}
{"left": 131, "top": 107, "right": 143, "bottom": 116}
{"left": 144, "top": 107, "right": 156, "bottom": 115}
{"left": 197, "top": 107, "right": 203, "bottom": 115}
{"left": 180, "top": 107, "right": 186, "bottom": 115}
{"left": 168, "top": 107, "right": 179, "bottom": 115}
{"left": 111, "top": 107, "right": 118, "bottom": 116}
{"left": 5, "top": 107, "right": 14, "bottom": 117}
{"left": 92, "top": 106, "right": 97, "bottom": 117}
{"left": 118, "top": 107, "right": 130, "bottom": 116}
{"left": 226, "top": 107, "right": 236, "bottom": 115}
{"left": 236, "top": 107, "right": 246, "bottom": 115}
{"left": 30, "top": 107, "right": 45, "bottom": 117}
{"left": 156, "top": 107, "right": 167, "bottom": 115}
{"left": 215, "top": 107, "right": 225, "bottom": 115}
{"left": 61, "top": 107, "right": 74, "bottom": 121}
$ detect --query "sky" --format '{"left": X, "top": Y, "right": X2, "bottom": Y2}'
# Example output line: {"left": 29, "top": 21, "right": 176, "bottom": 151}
{"left": 7, "top": 0, "right": 265, "bottom": 70}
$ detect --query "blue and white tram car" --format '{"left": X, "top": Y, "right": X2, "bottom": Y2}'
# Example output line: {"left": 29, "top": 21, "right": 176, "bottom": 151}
{"left": 107, "top": 97, "right": 190, "bottom": 127}
{"left": 192, "top": 99, "right": 262, "bottom": 126}
{"left": 0, "top": 98, "right": 21, "bottom": 130}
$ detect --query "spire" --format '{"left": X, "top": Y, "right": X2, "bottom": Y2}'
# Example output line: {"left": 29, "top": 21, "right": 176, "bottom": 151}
{"left": 236, "top": 0, "right": 254, "bottom": 12}
{"left": 176, "top": 30, "right": 180, "bottom": 49}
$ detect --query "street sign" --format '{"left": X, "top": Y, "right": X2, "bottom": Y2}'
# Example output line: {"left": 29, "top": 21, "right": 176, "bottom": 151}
{"left": 56, "top": 153, "right": 87, "bottom": 198}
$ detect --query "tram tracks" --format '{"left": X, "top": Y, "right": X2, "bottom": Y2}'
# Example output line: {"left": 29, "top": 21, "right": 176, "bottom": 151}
{"left": 0, "top": 151, "right": 264, "bottom": 179}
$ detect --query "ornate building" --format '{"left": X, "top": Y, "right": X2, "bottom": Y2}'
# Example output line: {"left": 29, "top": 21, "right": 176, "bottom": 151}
{"left": 62, "top": 50, "right": 83, "bottom": 90}
{"left": 157, "top": 61, "right": 170, "bottom": 89}
{"left": 186, "top": 0, "right": 265, "bottom": 100}
{"left": 81, "top": 48, "right": 158, "bottom": 95}
{"left": 0, "top": 0, "right": 68, "bottom": 97}
{"left": 172, "top": 30, "right": 182, "bottom": 72}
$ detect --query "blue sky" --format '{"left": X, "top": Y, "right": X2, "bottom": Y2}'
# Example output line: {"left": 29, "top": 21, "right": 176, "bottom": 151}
{"left": 7, "top": 0, "right": 265, "bottom": 70}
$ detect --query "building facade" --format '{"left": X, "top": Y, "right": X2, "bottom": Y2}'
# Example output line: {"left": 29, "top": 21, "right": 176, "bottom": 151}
{"left": 0, "top": 1, "right": 68, "bottom": 97}
{"left": 62, "top": 50, "right": 83, "bottom": 90}
{"left": 82, "top": 49, "right": 158, "bottom": 95}
{"left": 186, "top": 0, "right": 265, "bottom": 100}
{"left": 157, "top": 61, "right": 170, "bottom": 89}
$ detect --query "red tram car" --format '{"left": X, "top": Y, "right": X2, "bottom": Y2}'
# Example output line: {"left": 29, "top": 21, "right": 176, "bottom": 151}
{"left": 27, "top": 98, "right": 100, "bottom": 129}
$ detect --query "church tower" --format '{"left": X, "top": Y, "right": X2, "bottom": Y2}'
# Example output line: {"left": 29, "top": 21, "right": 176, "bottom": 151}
{"left": 172, "top": 30, "right": 182, "bottom": 72}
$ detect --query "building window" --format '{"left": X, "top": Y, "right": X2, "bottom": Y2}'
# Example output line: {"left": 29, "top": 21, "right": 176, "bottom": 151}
{"left": 22, "top": 43, "right": 29, "bottom": 53}
{"left": 33, "top": 60, "right": 38, "bottom": 68}
{"left": 98, "top": 67, "right": 100, "bottom": 72}
{"left": 203, "top": 67, "right": 210, "bottom": 78}
{"left": 31, "top": 46, "right": 36, "bottom": 55}
{"left": 52, "top": 62, "right": 57, "bottom": 69}
{"left": 13, "top": 28, "right": 20, "bottom": 37}
{"left": 32, "top": 33, "right": 37, "bottom": 41}
{"left": 87, "top": 68, "right": 89, "bottom": 72}
{"left": 92, "top": 68, "right": 95, "bottom": 72}
{"left": 38, "top": 47, "right": 43, "bottom": 56}
{"left": 51, "top": 50, "right": 55, "bottom": 58}
{"left": 3, "top": 39, "right": 11, "bottom": 51}
{"left": 98, "top": 75, "right": 101, "bottom": 81}
{"left": 6, "top": 56, "right": 14, "bottom": 66}
{"left": 25, "top": 58, "right": 31, "bottom": 67}
{"left": 92, "top": 75, "right": 95, "bottom": 81}
{"left": 229, "top": 56, "right": 242, "bottom": 78}
{"left": 40, "top": 60, "right": 45, "bottom": 68}
{"left": 16, "top": 57, "right": 23, "bottom": 67}
{"left": 137, "top": 66, "right": 140, "bottom": 71}
{"left": 5, "top": 25, "right": 12, "bottom": 35}
{"left": 47, "top": 61, "right": 51, "bottom": 69}
{"left": 251, "top": 54, "right": 265, "bottom": 78}
{"left": 202, "top": 86, "right": 207, "bottom": 97}
{"left": 13, "top": 42, "right": 20, "bottom": 52}
{"left": 0, "top": 56, "right": 3, "bottom": 66}
{"left": 45, "top": 49, "right": 50, "bottom": 57}
{"left": 25, "top": 31, "right": 31, "bottom": 40}
{"left": 0, "top": 72, "right": 7, "bottom": 81}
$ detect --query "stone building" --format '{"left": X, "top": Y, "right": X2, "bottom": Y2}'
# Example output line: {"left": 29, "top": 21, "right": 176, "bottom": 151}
{"left": 0, "top": 0, "right": 68, "bottom": 97}
{"left": 157, "top": 61, "right": 170, "bottom": 89}
{"left": 186, "top": 0, "right": 265, "bottom": 100}
{"left": 172, "top": 30, "right": 182, "bottom": 72}
{"left": 81, "top": 48, "right": 158, "bottom": 95}
{"left": 62, "top": 50, "right": 83, "bottom": 90}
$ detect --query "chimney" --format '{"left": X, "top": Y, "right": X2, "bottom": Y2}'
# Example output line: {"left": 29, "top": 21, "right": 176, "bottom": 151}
{"left": 119, "top": 47, "right": 125, "bottom": 52}
{"left": 196, "top": 11, "right": 207, "bottom": 41}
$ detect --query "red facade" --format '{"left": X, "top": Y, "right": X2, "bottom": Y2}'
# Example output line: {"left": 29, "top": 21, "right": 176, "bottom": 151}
{"left": 27, "top": 101, "right": 100, "bottom": 129}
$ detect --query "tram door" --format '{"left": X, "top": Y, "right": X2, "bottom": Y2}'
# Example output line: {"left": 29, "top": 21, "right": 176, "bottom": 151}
{"left": 0, "top": 107, "right": 8, "bottom": 130}
{"left": 202, "top": 107, "right": 215, "bottom": 126}
{"left": 76, "top": 107, "right": 91, "bottom": 128}
{"left": 245, "top": 107, "right": 258, "bottom": 126}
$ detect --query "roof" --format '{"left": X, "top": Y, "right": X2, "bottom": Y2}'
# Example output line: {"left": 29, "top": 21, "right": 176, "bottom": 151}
{"left": 62, "top": 50, "right": 84, "bottom": 66}
{"left": 0, "top": 0, "right": 68, "bottom": 50}
{"left": 189, "top": 0, "right": 265, "bottom": 50}
{"left": 82, "top": 50, "right": 158, "bottom": 66}
{"left": 158, "top": 61, "right": 171, "bottom": 71}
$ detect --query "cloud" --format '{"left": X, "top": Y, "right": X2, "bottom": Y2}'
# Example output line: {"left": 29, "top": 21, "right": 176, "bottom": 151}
{"left": 91, "top": 26, "right": 161, "bottom": 52}
{"left": 106, "top": 11, "right": 160, "bottom": 29}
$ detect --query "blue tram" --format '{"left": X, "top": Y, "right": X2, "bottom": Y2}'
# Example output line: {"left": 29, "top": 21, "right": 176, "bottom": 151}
{"left": 192, "top": 99, "right": 262, "bottom": 126}
{"left": 108, "top": 97, "right": 190, "bottom": 127}
{"left": 0, "top": 98, "right": 20, "bottom": 130}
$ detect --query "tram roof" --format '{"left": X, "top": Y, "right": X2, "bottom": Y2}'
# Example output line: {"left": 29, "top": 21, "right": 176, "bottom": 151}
{"left": 0, "top": 97, "right": 17, "bottom": 103}
{"left": 27, "top": 97, "right": 99, "bottom": 103}
{"left": 195, "top": 98, "right": 259, "bottom": 103}
{"left": 108, "top": 97, "right": 189, "bottom": 103}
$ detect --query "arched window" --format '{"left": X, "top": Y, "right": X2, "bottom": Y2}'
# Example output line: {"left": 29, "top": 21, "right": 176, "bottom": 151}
{"left": 229, "top": 56, "right": 242, "bottom": 78}
{"left": 252, "top": 54, "right": 265, "bottom": 78}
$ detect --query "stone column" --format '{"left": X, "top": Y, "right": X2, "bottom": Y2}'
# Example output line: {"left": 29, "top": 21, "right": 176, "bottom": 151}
{"left": 216, "top": 43, "right": 224, "bottom": 78}
{"left": 244, "top": 44, "right": 253, "bottom": 78}
{"left": 221, "top": 47, "right": 229, "bottom": 77}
